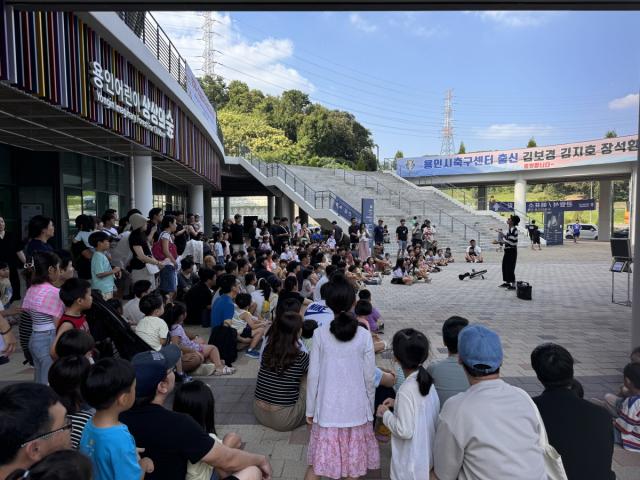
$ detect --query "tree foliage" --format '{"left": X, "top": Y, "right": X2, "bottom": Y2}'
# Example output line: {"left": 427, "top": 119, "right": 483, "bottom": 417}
{"left": 527, "top": 137, "right": 537, "bottom": 148}
{"left": 394, "top": 150, "right": 404, "bottom": 159}
{"left": 458, "top": 141, "right": 466, "bottom": 154}
{"left": 605, "top": 130, "right": 618, "bottom": 138}
{"left": 200, "top": 77, "right": 377, "bottom": 170}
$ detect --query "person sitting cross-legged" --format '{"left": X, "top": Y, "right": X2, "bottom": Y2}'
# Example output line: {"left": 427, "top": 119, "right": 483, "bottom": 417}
{"left": 464, "top": 239, "right": 483, "bottom": 263}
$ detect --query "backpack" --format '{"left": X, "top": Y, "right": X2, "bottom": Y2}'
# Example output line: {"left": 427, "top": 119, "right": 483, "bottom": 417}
{"left": 207, "top": 325, "right": 238, "bottom": 367}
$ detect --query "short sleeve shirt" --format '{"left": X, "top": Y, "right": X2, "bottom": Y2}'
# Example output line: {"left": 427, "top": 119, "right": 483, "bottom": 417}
{"left": 129, "top": 232, "right": 151, "bottom": 271}
{"left": 120, "top": 404, "right": 215, "bottom": 480}
{"left": 91, "top": 251, "right": 115, "bottom": 295}
{"left": 396, "top": 226, "right": 408, "bottom": 241}
{"left": 79, "top": 420, "right": 141, "bottom": 480}
{"left": 135, "top": 316, "right": 169, "bottom": 351}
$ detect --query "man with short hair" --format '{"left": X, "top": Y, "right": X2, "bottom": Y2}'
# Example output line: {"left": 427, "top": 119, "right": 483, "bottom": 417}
{"left": 373, "top": 219, "right": 385, "bottom": 247}
{"left": 348, "top": 217, "right": 359, "bottom": 252}
{"left": 464, "top": 239, "right": 483, "bottom": 263}
{"left": 173, "top": 211, "right": 189, "bottom": 256}
{"left": 395, "top": 219, "right": 408, "bottom": 258}
{"left": 531, "top": 343, "right": 615, "bottom": 480}
{"left": 230, "top": 214, "right": 245, "bottom": 254}
{"left": 331, "top": 220, "right": 344, "bottom": 247}
{"left": 427, "top": 316, "right": 470, "bottom": 406}
{"left": 433, "top": 324, "right": 545, "bottom": 480}
{"left": 121, "top": 346, "right": 271, "bottom": 480}
{"left": 210, "top": 274, "right": 239, "bottom": 329}
{"left": 0, "top": 383, "right": 71, "bottom": 479}
{"left": 177, "top": 257, "right": 198, "bottom": 301}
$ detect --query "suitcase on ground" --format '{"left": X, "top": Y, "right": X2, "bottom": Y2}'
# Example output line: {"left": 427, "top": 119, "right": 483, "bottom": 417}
{"left": 517, "top": 281, "right": 532, "bottom": 300}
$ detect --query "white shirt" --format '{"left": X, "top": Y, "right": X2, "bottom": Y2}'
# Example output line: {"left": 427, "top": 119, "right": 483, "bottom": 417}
{"left": 306, "top": 324, "right": 375, "bottom": 427}
{"left": 466, "top": 245, "right": 482, "bottom": 255}
{"left": 313, "top": 274, "right": 329, "bottom": 302}
{"left": 434, "top": 379, "right": 545, "bottom": 480}
{"left": 303, "top": 300, "right": 334, "bottom": 327}
{"left": 383, "top": 373, "right": 440, "bottom": 480}
{"left": 135, "top": 316, "right": 169, "bottom": 351}
{"left": 110, "top": 231, "right": 132, "bottom": 268}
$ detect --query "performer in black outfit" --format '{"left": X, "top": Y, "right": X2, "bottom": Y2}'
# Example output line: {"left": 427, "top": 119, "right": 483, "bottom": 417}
{"left": 500, "top": 215, "right": 520, "bottom": 290}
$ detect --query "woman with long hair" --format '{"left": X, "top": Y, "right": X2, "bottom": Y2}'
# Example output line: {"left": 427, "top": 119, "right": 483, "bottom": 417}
{"left": 254, "top": 311, "right": 308, "bottom": 431}
{"left": 357, "top": 223, "right": 371, "bottom": 260}
{"left": 305, "top": 273, "right": 378, "bottom": 480}
{"left": 128, "top": 213, "right": 163, "bottom": 287}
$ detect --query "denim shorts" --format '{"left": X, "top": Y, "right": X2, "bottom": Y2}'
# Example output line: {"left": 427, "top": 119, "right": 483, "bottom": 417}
{"left": 398, "top": 240, "right": 407, "bottom": 250}
{"left": 159, "top": 264, "right": 177, "bottom": 294}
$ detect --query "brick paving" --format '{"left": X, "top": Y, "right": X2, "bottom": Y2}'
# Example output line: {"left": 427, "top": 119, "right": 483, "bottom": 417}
{"left": 1, "top": 241, "right": 638, "bottom": 478}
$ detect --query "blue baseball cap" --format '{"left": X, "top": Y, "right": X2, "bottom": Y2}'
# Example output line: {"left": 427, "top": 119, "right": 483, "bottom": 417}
{"left": 131, "top": 345, "right": 181, "bottom": 397}
{"left": 458, "top": 325, "right": 503, "bottom": 373}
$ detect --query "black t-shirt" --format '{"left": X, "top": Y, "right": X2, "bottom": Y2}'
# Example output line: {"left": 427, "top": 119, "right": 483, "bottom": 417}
{"left": 174, "top": 223, "right": 188, "bottom": 255}
{"left": 129, "top": 231, "right": 151, "bottom": 271}
{"left": 396, "top": 226, "right": 408, "bottom": 241}
{"left": 71, "top": 240, "right": 92, "bottom": 280}
{"left": 333, "top": 225, "right": 343, "bottom": 242}
{"left": 120, "top": 403, "right": 215, "bottom": 480}
{"left": 230, "top": 223, "right": 244, "bottom": 244}
{"left": 348, "top": 225, "right": 359, "bottom": 243}
{"left": 185, "top": 282, "right": 212, "bottom": 325}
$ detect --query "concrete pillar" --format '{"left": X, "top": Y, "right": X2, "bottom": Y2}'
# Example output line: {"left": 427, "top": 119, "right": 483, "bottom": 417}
{"left": 514, "top": 177, "right": 527, "bottom": 216}
{"left": 188, "top": 184, "right": 204, "bottom": 218}
{"left": 267, "top": 195, "right": 275, "bottom": 221}
{"left": 203, "top": 190, "right": 212, "bottom": 236}
{"left": 299, "top": 209, "right": 309, "bottom": 225}
{"left": 477, "top": 185, "right": 487, "bottom": 211}
{"left": 598, "top": 180, "right": 612, "bottom": 242}
{"left": 632, "top": 159, "right": 640, "bottom": 348}
{"left": 275, "top": 196, "right": 283, "bottom": 218}
{"left": 223, "top": 197, "right": 231, "bottom": 221}
{"left": 280, "top": 197, "right": 294, "bottom": 221}
{"left": 630, "top": 167, "right": 637, "bottom": 250}
{"left": 133, "top": 156, "right": 153, "bottom": 217}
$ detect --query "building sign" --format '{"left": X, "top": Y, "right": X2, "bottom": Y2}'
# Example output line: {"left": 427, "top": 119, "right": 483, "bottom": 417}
{"left": 398, "top": 135, "right": 638, "bottom": 177}
{"left": 489, "top": 199, "right": 596, "bottom": 213}
{"left": 333, "top": 196, "right": 361, "bottom": 223}
{"left": 88, "top": 61, "right": 174, "bottom": 139}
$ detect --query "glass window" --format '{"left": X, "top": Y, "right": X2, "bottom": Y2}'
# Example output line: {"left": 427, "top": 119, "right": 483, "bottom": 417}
{"left": 109, "top": 195, "right": 119, "bottom": 211}
{"left": 82, "top": 191, "right": 97, "bottom": 216}
{"left": 61, "top": 154, "right": 82, "bottom": 187}
{"left": 96, "top": 192, "right": 108, "bottom": 216}
{"left": 82, "top": 157, "right": 96, "bottom": 190}
{"left": 96, "top": 160, "right": 108, "bottom": 191}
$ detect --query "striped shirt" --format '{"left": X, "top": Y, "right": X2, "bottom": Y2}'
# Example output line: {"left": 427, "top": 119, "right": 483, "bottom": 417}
{"left": 255, "top": 351, "right": 309, "bottom": 406}
{"left": 22, "top": 283, "right": 64, "bottom": 331}
{"left": 70, "top": 409, "right": 94, "bottom": 450}
{"left": 503, "top": 227, "right": 518, "bottom": 249}
{"left": 615, "top": 395, "right": 640, "bottom": 451}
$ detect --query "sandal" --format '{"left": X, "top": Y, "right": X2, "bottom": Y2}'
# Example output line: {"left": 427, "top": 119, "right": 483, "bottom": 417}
{"left": 214, "top": 366, "right": 235, "bottom": 376}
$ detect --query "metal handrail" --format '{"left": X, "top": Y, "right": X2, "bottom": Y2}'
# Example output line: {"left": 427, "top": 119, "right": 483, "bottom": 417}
{"left": 333, "top": 168, "right": 397, "bottom": 200}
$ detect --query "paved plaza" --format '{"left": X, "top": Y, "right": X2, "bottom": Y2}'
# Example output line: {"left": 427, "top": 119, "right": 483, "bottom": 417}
{"left": 1, "top": 241, "right": 638, "bottom": 479}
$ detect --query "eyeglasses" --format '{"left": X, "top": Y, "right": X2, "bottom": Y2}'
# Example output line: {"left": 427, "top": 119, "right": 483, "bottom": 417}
{"left": 20, "top": 418, "right": 73, "bottom": 448}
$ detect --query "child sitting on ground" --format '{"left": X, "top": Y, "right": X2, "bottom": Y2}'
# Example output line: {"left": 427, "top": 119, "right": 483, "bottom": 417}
{"left": 300, "top": 269, "right": 316, "bottom": 299}
{"left": 301, "top": 319, "right": 318, "bottom": 352}
{"left": 51, "top": 278, "right": 92, "bottom": 359}
{"left": 598, "top": 346, "right": 640, "bottom": 415}
{"left": 358, "top": 289, "right": 384, "bottom": 333}
{"left": 80, "top": 358, "right": 154, "bottom": 480}
{"left": 123, "top": 280, "right": 152, "bottom": 328}
{"left": 173, "top": 380, "right": 243, "bottom": 480}
{"left": 613, "top": 362, "right": 640, "bottom": 451}
{"left": 354, "top": 300, "right": 386, "bottom": 353}
{"left": 231, "top": 293, "right": 267, "bottom": 359}
{"left": 444, "top": 247, "right": 455, "bottom": 263}
{"left": 164, "top": 302, "right": 234, "bottom": 376}
{"left": 391, "top": 258, "right": 413, "bottom": 285}
{"left": 435, "top": 249, "right": 448, "bottom": 266}
{"left": 244, "top": 272, "right": 257, "bottom": 294}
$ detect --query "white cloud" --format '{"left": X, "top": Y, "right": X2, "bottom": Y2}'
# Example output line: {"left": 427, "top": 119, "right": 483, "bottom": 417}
{"left": 388, "top": 12, "right": 441, "bottom": 38}
{"left": 475, "top": 11, "right": 553, "bottom": 28}
{"left": 150, "top": 11, "right": 315, "bottom": 95}
{"left": 473, "top": 123, "right": 553, "bottom": 140}
{"left": 349, "top": 13, "right": 378, "bottom": 33}
{"left": 608, "top": 93, "right": 639, "bottom": 110}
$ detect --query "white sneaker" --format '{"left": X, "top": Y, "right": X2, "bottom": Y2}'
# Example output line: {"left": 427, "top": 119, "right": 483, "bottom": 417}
{"left": 190, "top": 363, "right": 217, "bottom": 376}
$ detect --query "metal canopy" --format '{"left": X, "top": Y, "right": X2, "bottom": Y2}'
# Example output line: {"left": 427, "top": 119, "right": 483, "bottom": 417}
{"left": 0, "top": 83, "right": 215, "bottom": 188}
{"left": 6, "top": 0, "right": 640, "bottom": 10}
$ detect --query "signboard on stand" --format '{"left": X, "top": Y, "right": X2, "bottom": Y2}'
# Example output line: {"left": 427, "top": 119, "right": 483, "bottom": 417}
{"left": 361, "top": 198, "right": 375, "bottom": 248}
{"left": 544, "top": 207, "right": 564, "bottom": 246}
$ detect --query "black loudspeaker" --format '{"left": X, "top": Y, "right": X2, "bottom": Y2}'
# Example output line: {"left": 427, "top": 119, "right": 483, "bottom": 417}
{"left": 516, "top": 281, "right": 532, "bottom": 300}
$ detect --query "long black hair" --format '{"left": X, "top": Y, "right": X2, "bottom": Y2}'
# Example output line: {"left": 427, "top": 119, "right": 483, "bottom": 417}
{"left": 326, "top": 272, "right": 358, "bottom": 342}
{"left": 262, "top": 311, "right": 303, "bottom": 374}
{"left": 392, "top": 328, "right": 433, "bottom": 396}
{"left": 162, "top": 302, "right": 186, "bottom": 329}
{"left": 173, "top": 380, "right": 217, "bottom": 435}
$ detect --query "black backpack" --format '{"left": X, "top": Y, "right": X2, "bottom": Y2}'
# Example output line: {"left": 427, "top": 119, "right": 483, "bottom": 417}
{"left": 208, "top": 325, "right": 238, "bottom": 367}
{"left": 516, "top": 281, "right": 532, "bottom": 300}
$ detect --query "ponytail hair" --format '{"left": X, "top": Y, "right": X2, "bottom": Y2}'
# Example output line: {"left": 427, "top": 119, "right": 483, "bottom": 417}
{"left": 325, "top": 272, "right": 358, "bottom": 342}
{"left": 392, "top": 328, "right": 433, "bottom": 396}
{"left": 28, "top": 251, "right": 61, "bottom": 285}
{"left": 329, "top": 311, "right": 358, "bottom": 342}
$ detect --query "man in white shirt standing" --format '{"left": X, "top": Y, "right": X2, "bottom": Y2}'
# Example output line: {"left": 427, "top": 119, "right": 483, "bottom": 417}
{"left": 433, "top": 324, "right": 546, "bottom": 480}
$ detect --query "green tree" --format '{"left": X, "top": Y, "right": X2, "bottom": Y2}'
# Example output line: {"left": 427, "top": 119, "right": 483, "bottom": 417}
{"left": 527, "top": 137, "right": 537, "bottom": 148}
{"left": 394, "top": 150, "right": 404, "bottom": 159}
{"left": 198, "top": 75, "right": 229, "bottom": 109}
{"left": 266, "top": 90, "right": 311, "bottom": 142}
{"left": 225, "top": 80, "right": 265, "bottom": 113}
{"left": 218, "top": 110, "right": 294, "bottom": 158}
{"left": 605, "top": 130, "right": 618, "bottom": 138}
{"left": 458, "top": 141, "right": 466, "bottom": 154}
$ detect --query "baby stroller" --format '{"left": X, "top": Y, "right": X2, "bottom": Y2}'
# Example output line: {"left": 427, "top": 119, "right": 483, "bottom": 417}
{"left": 85, "top": 291, "right": 151, "bottom": 360}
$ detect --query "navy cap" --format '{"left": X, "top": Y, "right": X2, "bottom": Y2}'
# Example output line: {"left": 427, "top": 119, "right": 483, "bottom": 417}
{"left": 131, "top": 345, "right": 181, "bottom": 397}
{"left": 458, "top": 325, "right": 503, "bottom": 373}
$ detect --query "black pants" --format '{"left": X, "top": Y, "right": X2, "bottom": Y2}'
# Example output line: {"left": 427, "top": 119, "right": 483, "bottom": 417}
{"left": 502, "top": 248, "right": 517, "bottom": 283}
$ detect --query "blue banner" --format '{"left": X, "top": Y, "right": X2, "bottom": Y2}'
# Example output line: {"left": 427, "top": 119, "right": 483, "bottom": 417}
{"left": 544, "top": 208, "right": 564, "bottom": 246}
{"left": 362, "top": 198, "right": 375, "bottom": 249}
{"left": 333, "top": 196, "right": 361, "bottom": 223}
{"left": 488, "top": 199, "right": 595, "bottom": 213}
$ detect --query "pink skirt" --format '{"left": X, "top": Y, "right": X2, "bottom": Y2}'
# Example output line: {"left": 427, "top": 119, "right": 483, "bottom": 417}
{"left": 307, "top": 422, "right": 380, "bottom": 479}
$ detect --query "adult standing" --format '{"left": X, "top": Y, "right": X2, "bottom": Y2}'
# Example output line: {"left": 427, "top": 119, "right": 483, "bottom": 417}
{"left": 357, "top": 223, "right": 371, "bottom": 260}
{"left": 23, "top": 215, "right": 55, "bottom": 259}
{"left": 500, "top": 215, "right": 519, "bottom": 290}
{"left": 230, "top": 214, "right": 245, "bottom": 254}
{"left": 572, "top": 220, "right": 581, "bottom": 243}
{"left": 173, "top": 211, "right": 188, "bottom": 256}
{"left": 331, "top": 221, "right": 344, "bottom": 248}
{"left": 433, "top": 325, "right": 546, "bottom": 480}
{"left": 146, "top": 208, "right": 164, "bottom": 244}
{"left": 531, "top": 343, "right": 615, "bottom": 480}
{"left": 0, "top": 216, "right": 25, "bottom": 301}
{"left": 373, "top": 219, "right": 385, "bottom": 249}
{"left": 128, "top": 213, "right": 163, "bottom": 287}
{"left": 274, "top": 218, "right": 291, "bottom": 254}
{"left": 395, "top": 219, "right": 409, "bottom": 258}
{"left": 348, "top": 217, "right": 359, "bottom": 252}
{"left": 254, "top": 311, "right": 309, "bottom": 431}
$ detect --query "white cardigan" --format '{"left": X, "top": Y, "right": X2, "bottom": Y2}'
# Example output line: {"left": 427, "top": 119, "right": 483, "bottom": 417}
{"left": 306, "top": 324, "right": 376, "bottom": 428}
{"left": 383, "top": 372, "right": 440, "bottom": 480}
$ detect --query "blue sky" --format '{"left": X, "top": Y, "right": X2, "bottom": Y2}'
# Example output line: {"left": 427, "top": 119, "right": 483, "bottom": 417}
{"left": 152, "top": 11, "right": 640, "bottom": 161}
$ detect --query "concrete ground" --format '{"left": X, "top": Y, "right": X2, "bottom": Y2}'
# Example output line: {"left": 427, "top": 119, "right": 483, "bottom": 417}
{"left": 1, "top": 240, "right": 638, "bottom": 479}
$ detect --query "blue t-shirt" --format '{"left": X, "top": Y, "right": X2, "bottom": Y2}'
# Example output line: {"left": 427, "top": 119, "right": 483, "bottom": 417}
{"left": 211, "top": 294, "right": 235, "bottom": 329}
{"left": 80, "top": 420, "right": 141, "bottom": 480}
{"left": 573, "top": 223, "right": 581, "bottom": 234}
{"left": 91, "top": 251, "right": 115, "bottom": 295}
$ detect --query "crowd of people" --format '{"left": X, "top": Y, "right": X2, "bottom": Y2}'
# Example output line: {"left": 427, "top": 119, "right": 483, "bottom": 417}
{"left": 0, "top": 208, "right": 638, "bottom": 480}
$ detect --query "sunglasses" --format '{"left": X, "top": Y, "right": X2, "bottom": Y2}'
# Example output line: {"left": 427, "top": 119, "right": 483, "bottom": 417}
{"left": 20, "top": 418, "right": 72, "bottom": 448}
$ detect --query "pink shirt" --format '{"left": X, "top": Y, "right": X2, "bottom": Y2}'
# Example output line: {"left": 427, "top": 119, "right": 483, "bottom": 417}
{"left": 22, "top": 282, "right": 64, "bottom": 330}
